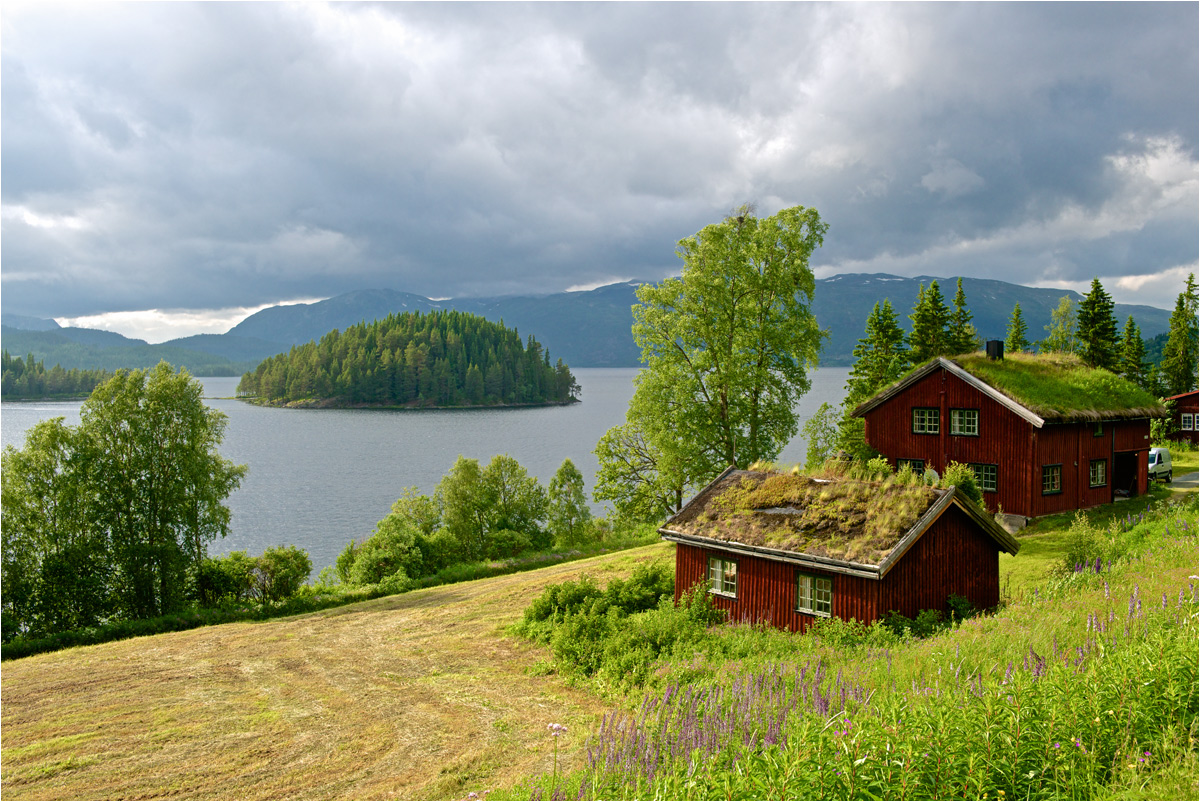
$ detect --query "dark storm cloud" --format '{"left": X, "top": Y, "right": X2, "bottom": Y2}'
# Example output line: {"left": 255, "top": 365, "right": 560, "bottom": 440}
{"left": 2, "top": 1, "right": 1196, "bottom": 333}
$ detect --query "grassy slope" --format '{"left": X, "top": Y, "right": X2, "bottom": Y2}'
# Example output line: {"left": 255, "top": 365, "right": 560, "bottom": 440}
{"left": 0, "top": 543, "right": 673, "bottom": 801}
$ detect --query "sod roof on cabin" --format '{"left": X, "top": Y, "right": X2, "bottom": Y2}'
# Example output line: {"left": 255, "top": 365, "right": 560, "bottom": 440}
{"left": 662, "top": 469, "right": 947, "bottom": 566}
{"left": 951, "top": 353, "right": 1165, "bottom": 421}
{"left": 856, "top": 352, "right": 1166, "bottom": 423}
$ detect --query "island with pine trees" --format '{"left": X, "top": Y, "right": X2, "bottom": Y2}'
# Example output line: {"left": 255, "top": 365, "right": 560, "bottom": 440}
{"left": 236, "top": 310, "right": 580, "bottom": 409}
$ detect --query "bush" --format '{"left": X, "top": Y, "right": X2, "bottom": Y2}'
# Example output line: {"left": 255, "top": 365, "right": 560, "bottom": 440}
{"left": 251, "top": 545, "right": 312, "bottom": 602}
{"left": 487, "top": 528, "right": 532, "bottom": 560}
{"left": 194, "top": 551, "right": 256, "bottom": 607}
{"left": 941, "top": 461, "right": 983, "bottom": 506}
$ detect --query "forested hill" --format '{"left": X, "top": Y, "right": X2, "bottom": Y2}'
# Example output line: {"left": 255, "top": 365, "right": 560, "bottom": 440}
{"left": 1, "top": 351, "right": 114, "bottom": 399}
{"left": 237, "top": 310, "right": 580, "bottom": 408}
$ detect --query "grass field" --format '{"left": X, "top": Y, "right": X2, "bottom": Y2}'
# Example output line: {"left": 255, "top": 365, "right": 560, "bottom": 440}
{"left": 0, "top": 543, "right": 673, "bottom": 801}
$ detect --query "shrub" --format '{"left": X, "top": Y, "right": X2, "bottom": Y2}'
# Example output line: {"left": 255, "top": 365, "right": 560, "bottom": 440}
{"left": 251, "top": 545, "right": 312, "bottom": 602}
{"left": 194, "top": 551, "right": 256, "bottom": 607}
{"left": 941, "top": 461, "right": 982, "bottom": 506}
{"left": 487, "top": 528, "right": 533, "bottom": 560}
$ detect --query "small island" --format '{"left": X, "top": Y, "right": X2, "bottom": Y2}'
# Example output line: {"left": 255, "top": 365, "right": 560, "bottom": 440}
{"left": 237, "top": 309, "right": 580, "bottom": 409}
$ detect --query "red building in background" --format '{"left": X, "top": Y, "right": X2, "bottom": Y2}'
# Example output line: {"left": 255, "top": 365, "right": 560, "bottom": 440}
{"left": 852, "top": 353, "right": 1164, "bottom": 523}
{"left": 1165, "top": 390, "right": 1198, "bottom": 446}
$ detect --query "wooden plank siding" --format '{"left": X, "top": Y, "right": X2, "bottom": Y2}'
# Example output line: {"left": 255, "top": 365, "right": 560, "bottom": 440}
{"left": 863, "top": 363, "right": 1154, "bottom": 518}
{"left": 1167, "top": 391, "right": 1198, "bottom": 445}
{"left": 672, "top": 503, "right": 1000, "bottom": 632}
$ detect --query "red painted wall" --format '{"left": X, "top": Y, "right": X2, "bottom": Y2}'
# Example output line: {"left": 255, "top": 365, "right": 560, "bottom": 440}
{"left": 671, "top": 504, "right": 1001, "bottom": 632}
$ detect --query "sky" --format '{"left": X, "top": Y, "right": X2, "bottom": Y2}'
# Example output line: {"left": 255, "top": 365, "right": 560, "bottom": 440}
{"left": 2, "top": 1, "right": 1197, "bottom": 343}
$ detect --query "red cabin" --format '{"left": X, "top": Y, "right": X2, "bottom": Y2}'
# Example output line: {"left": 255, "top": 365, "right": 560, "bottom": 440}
{"left": 1165, "top": 390, "right": 1198, "bottom": 445}
{"left": 659, "top": 467, "right": 1019, "bottom": 633}
{"left": 852, "top": 353, "right": 1165, "bottom": 523}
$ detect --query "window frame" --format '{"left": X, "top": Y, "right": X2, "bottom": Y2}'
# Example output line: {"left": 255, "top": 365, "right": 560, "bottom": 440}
{"left": 950, "top": 408, "right": 980, "bottom": 437}
{"left": 969, "top": 462, "right": 998, "bottom": 493}
{"left": 896, "top": 458, "right": 925, "bottom": 474}
{"left": 1089, "top": 459, "right": 1107, "bottom": 488}
{"left": 708, "top": 556, "right": 738, "bottom": 598}
{"left": 1042, "top": 464, "right": 1063, "bottom": 495}
{"left": 796, "top": 572, "right": 833, "bottom": 618}
{"left": 912, "top": 407, "right": 940, "bottom": 435}
{"left": 1182, "top": 413, "right": 1195, "bottom": 432}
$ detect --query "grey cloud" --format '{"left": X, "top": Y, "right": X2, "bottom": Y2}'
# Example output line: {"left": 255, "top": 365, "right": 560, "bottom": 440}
{"left": 1, "top": 1, "right": 1196, "bottom": 321}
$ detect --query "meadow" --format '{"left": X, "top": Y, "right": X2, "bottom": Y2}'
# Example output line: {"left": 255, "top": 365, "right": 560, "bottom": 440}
{"left": 1, "top": 486, "right": 1195, "bottom": 801}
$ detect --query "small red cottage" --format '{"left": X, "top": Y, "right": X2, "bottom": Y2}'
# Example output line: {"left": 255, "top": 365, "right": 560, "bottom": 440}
{"left": 852, "top": 352, "right": 1165, "bottom": 522}
{"left": 1165, "top": 390, "right": 1198, "bottom": 446}
{"left": 659, "top": 467, "right": 1019, "bottom": 633}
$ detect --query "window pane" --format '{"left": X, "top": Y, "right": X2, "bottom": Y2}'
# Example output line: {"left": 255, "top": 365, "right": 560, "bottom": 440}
{"left": 723, "top": 560, "right": 737, "bottom": 595}
{"left": 797, "top": 575, "right": 811, "bottom": 611}
{"left": 814, "top": 577, "right": 832, "bottom": 615}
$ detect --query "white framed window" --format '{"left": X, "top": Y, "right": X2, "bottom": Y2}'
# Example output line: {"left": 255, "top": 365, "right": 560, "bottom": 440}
{"left": 708, "top": 556, "right": 737, "bottom": 597}
{"left": 970, "top": 463, "right": 998, "bottom": 493}
{"left": 1182, "top": 413, "right": 1195, "bottom": 431}
{"left": 950, "top": 409, "right": 980, "bottom": 436}
{"left": 1042, "top": 464, "right": 1062, "bottom": 495}
{"left": 796, "top": 573, "right": 832, "bottom": 617}
{"left": 912, "top": 408, "right": 940, "bottom": 434}
{"left": 1089, "top": 459, "right": 1107, "bottom": 488}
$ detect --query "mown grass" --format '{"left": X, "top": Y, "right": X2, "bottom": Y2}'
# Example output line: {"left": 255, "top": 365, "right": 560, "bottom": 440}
{"left": 0, "top": 543, "right": 672, "bottom": 801}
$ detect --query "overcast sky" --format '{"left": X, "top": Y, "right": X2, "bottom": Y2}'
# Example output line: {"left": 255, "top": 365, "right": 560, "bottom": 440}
{"left": 2, "top": 1, "right": 1197, "bottom": 342}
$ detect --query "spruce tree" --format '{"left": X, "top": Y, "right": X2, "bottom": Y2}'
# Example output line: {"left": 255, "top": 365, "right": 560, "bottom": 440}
{"left": 839, "top": 299, "right": 910, "bottom": 459}
{"left": 947, "top": 277, "right": 979, "bottom": 355}
{"left": 1005, "top": 303, "right": 1031, "bottom": 353}
{"left": 908, "top": 280, "right": 951, "bottom": 364}
{"left": 1118, "top": 316, "right": 1148, "bottom": 389}
{"left": 1160, "top": 272, "right": 1199, "bottom": 395}
{"left": 1076, "top": 278, "right": 1119, "bottom": 370}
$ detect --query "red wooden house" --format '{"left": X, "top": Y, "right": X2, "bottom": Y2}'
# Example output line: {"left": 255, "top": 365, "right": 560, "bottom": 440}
{"left": 852, "top": 353, "right": 1165, "bottom": 522}
{"left": 659, "top": 467, "right": 1019, "bottom": 633}
{"left": 1165, "top": 390, "right": 1198, "bottom": 446}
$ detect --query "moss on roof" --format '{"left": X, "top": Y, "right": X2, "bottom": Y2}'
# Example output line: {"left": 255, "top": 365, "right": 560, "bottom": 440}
{"left": 664, "top": 466, "right": 942, "bottom": 565}
{"left": 951, "top": 353, "right": 1165, "bottom": 421}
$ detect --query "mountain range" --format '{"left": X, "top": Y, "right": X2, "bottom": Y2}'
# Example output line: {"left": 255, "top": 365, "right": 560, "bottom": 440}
{"left": 1, "top": 274, "right": 1174, "bottom": 376}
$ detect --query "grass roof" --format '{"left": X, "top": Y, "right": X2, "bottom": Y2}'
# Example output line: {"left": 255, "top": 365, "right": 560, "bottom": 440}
{"left": 664, "top": 466, "right": 943, "bottom": 565}
{"left": 951, "top": 352, "right": 1166, "bottom": 422}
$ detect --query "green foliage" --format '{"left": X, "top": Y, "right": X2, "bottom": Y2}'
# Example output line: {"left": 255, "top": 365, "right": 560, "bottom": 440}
{"left": 347, "top": 517, "right": 423, "bottom": 585}
{"left": 947, "top": 277, "right": 981, "bottom": 356}
{"left": 801, "top": 402, "right": 840, "bottom": 469}
{"left": 250, "top": 545, "right": 313, "bottom": 603}
{"left": 548, "top": 458, "right": 593, "bottom": 548}
{"left": 593, "top": 420, "right": 685, "bottom": 522}
{"left": 0, "top": 351, "right": 114, "bottom": 399}
{"left": 1076, "top": 278, "right": 1120, "bottom": 370}
{"left": 838, "top": 299, "right": 910, "bottom": 459}
{"left": 237, "top": 309, "right": 578, "bottom": 407}
{"left": 1159, "top": 272, "right": 1198, "bottom": 395}
{"left": 908, "top": 280, "right": 951, "bottom": 363}
{"left": 1118, "top": 315, "right": 1149, "bottom": 389}
{"left": 194, "top": 551, "right": 256, "bottom": 607}
{"left": 1042, "top": 295, "right": 1079, "bottom": 354}
{"left": 941, "top": 461, "right": 983, "bottom": 506}
{"left": 621, "top": 204, "right": 827, "bottom": 489}
{"left": 1005, "top": 302, "right": 1031, "bottom": 353}
{"left": 1, "top": 363, "right": 247, "bottom": 640}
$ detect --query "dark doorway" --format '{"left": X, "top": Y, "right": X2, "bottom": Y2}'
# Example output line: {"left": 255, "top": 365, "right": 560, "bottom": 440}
{"left": 1113, "top": 452, "right": 1138, "bottom": 498}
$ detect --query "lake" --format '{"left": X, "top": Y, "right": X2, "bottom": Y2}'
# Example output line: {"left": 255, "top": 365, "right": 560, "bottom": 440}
{"left": 1, "top": 367, "right": 851, "bottom": 575}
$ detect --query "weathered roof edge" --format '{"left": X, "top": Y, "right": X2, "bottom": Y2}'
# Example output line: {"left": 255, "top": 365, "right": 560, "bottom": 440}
{"left": 851, "top": 357, "right": 1046, "bottom": 427}
{"left": 658, "top": 476, "right": 1020, "bottom": 580}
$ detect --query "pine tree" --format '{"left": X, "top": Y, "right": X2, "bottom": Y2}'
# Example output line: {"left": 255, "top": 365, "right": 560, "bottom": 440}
{"left": 1118, "top": 316, "right": 1148, "bottom": 389}
{"left": 1005, "top": 303, "right": 1031, "bottom": 353}
{"left": 909, "top": 280, "right": 951, "bottom": 364}
{"left": 1076, "top": 278, "right": 1119, "bottom": 370}
{"left": 1043, "top": 296, "right": 1079, "bottom": 354}
{"left": 838, "top": 299, "right": 910, "bottom": 459}
{"left": 947, "top": 277, "right": 979, "bottom": 355}
{"left": 1160, "top": 272, "right": 1199, "bottom": 395}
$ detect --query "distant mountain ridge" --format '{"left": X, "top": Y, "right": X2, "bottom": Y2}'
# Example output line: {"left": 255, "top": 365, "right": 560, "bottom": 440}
{"left": 1, "top": 275, "right": 1174, "bottom": 375}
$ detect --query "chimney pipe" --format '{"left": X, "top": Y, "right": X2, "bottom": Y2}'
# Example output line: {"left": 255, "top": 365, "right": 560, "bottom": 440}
{"left": 986, "top": 340, "right": 1004, "bottom": 360}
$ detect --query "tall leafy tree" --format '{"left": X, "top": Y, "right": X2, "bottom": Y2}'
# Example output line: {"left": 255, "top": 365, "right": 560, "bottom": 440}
{"left": 480, "top": 454, "right": 548, "bottom": 547}
{"left": 548, "top": 458, "right": 592, "bottom": 547}
{"left": 1042, "top": 296, "right": 1079, "bottom": 354}
{"left": 1005, "top": 303, "right": 1031, "bottom": 353}
{"left": 1160, "top": 272, "right": 1199, "bottom": 395}
{"left": 1076, "top": 278, "right": 1119, "bottom": 370}
{"left": 837, "top": 299, "right": 910, "bottom": 459}
{"left": 612, "top": 204, "right": 827, "bottom": 500}
{"left": 593, "top": 420, "right": 687, "bottom": 522}
{"left": 947, "top": 278, "right": 980, "bottom": 355}
{"left": 908, "top": 281, "right": 951, "bottom": 364}
{"left": 1118, "top": 316, "right": 1149, "bottom": 390}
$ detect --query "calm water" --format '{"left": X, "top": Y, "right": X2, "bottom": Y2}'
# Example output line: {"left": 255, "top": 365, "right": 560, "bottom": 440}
{"left": 1, "top": 367, "right": 850, "bottom": 575}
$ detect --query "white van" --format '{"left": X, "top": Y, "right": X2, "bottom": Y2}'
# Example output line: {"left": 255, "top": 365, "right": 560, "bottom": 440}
{"left": 1148, "top": 447, "right": 1172, "bottom": 483}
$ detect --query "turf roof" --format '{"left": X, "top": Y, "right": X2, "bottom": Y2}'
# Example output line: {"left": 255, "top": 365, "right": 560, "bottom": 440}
{"left": 662, "top": 468, "right": 945, "bottom": 565}
{"left": 951, "top": 353, "right": 1165, "bottom": 421}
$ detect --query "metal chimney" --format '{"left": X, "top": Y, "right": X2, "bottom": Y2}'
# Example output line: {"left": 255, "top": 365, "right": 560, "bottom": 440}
{"left": 986, "top": 340, "right": 1005, "bottom": 360}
